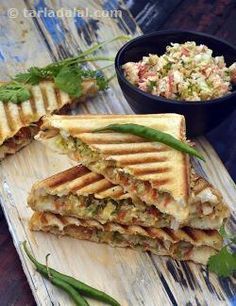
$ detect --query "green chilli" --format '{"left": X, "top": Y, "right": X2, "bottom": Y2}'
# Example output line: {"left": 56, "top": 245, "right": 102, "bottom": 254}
{"left": 50, "top": 277, "right": 89, "bottom": 306}
{"left": 94, "top": 123, "right": 205, "bottom": 161}
{"left": 22, "top": 241, "right": 120, "bottom": 306}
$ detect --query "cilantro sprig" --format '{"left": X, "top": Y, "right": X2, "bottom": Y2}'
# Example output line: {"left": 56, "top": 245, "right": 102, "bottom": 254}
{"left": 0, "top": 35, "right": 130, "bottom": 104}
{"left": 207, "top": 225, "right": 236, "bottom": 277}
{"left": 0, "top": 82, "right": 31, "bottom": 103}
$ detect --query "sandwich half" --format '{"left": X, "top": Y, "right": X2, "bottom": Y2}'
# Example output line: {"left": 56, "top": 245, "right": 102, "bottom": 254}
{"left": 28, "top": 165, "right": 229, "bottom": 230}
{"left": 29, "top": 211, "right": 223, "bottom": 265}
{"left": 0, "top": 79, "right": 99, "bottom": 160}
{"left": 36, "top": 114, "right": 191, "bottom": 222}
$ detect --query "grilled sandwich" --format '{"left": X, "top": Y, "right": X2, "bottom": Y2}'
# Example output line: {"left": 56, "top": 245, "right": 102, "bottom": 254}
{"left": 0, "top": 80, "right": 99, "bottom": 160}
{"left": 28, "top": 165, "right": 229, "bottom": 230}
{"left": 36, "top": 114, "right": 191, "bottom": 222}
{"left": 29, "top": 211, "right": 223, "bottom": 265}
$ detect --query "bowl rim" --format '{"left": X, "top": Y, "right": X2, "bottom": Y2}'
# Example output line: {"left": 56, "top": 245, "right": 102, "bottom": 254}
{"left": 115, "top": 29, "right": 236, "bottom": 106}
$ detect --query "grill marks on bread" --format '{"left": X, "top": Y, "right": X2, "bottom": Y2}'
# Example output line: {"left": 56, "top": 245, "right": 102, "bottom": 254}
{"left": 0, "top": 81, "right": 72, "bottom": 156}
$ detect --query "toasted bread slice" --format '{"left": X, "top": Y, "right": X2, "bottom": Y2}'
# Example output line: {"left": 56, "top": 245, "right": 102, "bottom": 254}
{"left": 28, "top": 165, "right": 229, "bottom": 229}
{"left": 37, "top": 114, "right": 190, "bottom": 222}
{"left": 29, "top": 212, "right": 222, "bottom": 265}
{"left": 0, "top": 80, "right": 98, "bottom": 160}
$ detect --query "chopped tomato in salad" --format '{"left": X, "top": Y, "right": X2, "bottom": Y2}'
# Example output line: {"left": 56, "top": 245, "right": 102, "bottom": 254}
{"left": 123, "top": 41, "right": 236, "bottom": 101}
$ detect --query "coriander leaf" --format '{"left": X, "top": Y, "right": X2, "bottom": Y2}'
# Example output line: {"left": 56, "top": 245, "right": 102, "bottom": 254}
{"left": 54, "top": 66, "right": 83, "bottom": 97}
{"left": 78, "top": 69, "right": 108, "bottom": 90}
{"left": 94, "top": 72, "right": 109, "bottom": 90}
{"left": 54, "top": 65, "right": 108, "bottom": 97}
{"left": 0, "top": 82, "right": 31, "bottom": 103}
{"left": 14, "top": 66, "right": 58, "bottom": 85}
{"left": 14, "top": 67, "right": 42, "bottom": 85}
{"left": 208, "top": 246, "right": 236, "bottom": 277}
{"left": 13, "top": 72, "right": 31, "bottom": 84}
{"left": 41, "top": 62, "right": 64, "bottom": 77}
{"left": 10, "top": 35, "right": 126, "bottom": 88}
{"left": 79, "top": 69, "right": 97, "bottom": 79}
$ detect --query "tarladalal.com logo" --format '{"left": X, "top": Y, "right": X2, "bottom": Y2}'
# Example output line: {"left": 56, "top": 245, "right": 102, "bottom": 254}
{"left": 7, "top": 7, "right": 123, "bottom": 19}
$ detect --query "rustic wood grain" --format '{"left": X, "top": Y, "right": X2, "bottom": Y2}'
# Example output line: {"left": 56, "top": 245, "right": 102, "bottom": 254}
{"left": 126, "top": 0, "right": 183, "bottom": 33}
{"left": 0, "top": 1, "right": 235, "bottom": 305}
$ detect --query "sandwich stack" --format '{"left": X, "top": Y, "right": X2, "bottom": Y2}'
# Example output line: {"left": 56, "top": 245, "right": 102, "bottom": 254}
{"left": 28, "top": 114, "right": 229, "bottom": 265}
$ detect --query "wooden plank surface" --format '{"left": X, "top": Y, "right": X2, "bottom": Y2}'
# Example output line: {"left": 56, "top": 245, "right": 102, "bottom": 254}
{"left": 0, "top": 1, "right": 235, "bottom": 305}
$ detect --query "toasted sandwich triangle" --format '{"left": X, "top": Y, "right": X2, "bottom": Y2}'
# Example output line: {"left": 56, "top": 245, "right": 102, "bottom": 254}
{"left": 37, "top": 114, "right": 191, "bottom": 222}
{"left": 28, "top": 165, "right": 229, "bottom": 229}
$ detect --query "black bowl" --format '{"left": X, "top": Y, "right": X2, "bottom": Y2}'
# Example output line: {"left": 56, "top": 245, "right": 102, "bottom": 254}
{"left": 115, "top": 30, "right": 236, "bottom": 137}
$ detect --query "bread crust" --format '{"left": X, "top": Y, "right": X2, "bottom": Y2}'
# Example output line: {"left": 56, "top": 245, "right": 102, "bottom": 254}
{"left": 29, "top": 211, "right": 222, "bottom": 265}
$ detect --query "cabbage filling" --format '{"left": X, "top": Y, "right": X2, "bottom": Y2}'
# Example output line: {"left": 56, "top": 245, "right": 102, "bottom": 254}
{"left": 0, "top": 125, "right": 39, "bottom": 160}
{"left": 65, "top": 225, "right": 194, "bottom": 257}
{"left": 53, "top": 134, "right": 190, "bottom": 221}
{"left": 30, "top": 189, "right": 225, "bottom": 230}
{"left": 31, "top": 194, "right": 170, "bottom": 227}
{"left": 53, "top": 134, "right": 220, "bottom": 219}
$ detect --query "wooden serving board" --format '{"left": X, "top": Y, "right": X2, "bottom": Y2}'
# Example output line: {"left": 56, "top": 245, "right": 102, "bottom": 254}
{"left": 0, "top": 1, "right": 235, "bottom": 305}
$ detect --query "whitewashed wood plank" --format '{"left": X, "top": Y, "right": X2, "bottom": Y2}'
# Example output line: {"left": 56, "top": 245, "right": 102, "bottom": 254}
{"left": 0, "top": 0, "right": 54, "bottom": 78}
{"left": 0, "top": 0, "right": 64, "bottom": 304}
